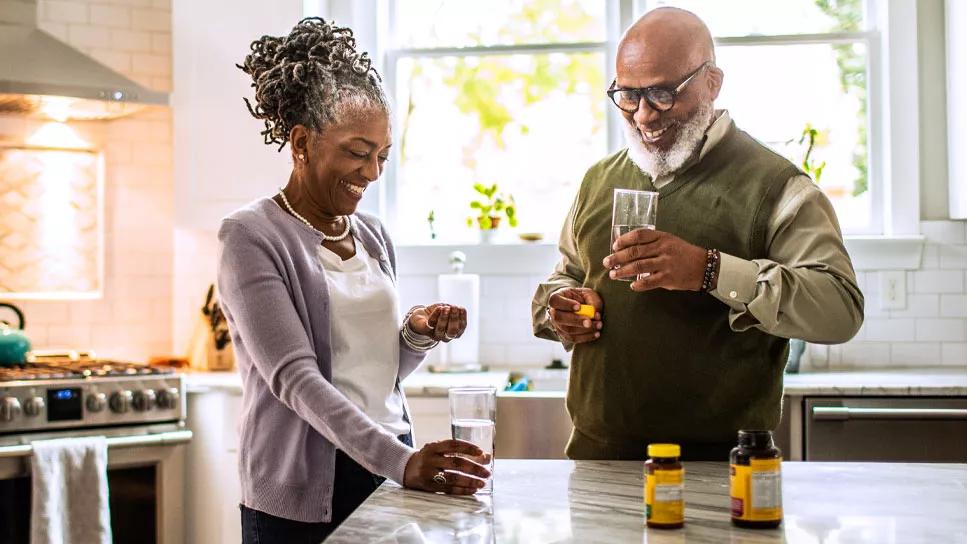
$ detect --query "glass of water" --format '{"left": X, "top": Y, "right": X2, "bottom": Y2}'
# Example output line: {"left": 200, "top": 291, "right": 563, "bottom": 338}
{"left": 611, "top": 188, "right": 659, "bottom": 281}
{"left": 449, "top": 386, "right": 496, "bottom": 494}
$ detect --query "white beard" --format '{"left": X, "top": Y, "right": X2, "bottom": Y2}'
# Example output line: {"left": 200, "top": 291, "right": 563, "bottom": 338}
{"left": 623, "top": 102, "right": 714, "bottom": 180}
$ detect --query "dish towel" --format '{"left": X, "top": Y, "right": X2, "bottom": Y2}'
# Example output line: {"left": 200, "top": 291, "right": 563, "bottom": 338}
{"left": 30, "top": 436, "right": 113, "bottom": 544}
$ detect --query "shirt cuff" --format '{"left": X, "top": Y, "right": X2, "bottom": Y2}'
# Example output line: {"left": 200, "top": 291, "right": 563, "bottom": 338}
{"left": 712, "top": 252, "right": 758, "bottom": 305}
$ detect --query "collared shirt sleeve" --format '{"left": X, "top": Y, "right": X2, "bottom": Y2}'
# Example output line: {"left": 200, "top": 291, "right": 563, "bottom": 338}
{"left": 532, "top": 195, "right": 585, "bottom": 347}
{"left": 711, "top": 174, "right": 865, "bottom": 344}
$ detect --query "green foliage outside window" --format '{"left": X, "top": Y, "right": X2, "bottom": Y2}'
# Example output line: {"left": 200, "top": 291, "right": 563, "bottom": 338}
{"left": 815, "top": 0, "right": 868, "bottom": 196}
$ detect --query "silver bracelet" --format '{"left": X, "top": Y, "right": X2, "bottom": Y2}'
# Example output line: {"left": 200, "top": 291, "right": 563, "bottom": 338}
{"left": 401, "top": 306, "right": 439, "bottom": 352}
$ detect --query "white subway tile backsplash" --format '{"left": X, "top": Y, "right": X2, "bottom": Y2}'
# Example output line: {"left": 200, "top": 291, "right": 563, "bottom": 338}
{"left": 16, "top": 2, "right": 175, "bottom": 361}
{"left": 891, "top": 343, "right": 942, "bottom": 366}
{"left": 839, "top": 342, "right": 891, "bottom": 368}
{"left": 481, "top": 276, "right": 535, "bottom": 302}
{"left": 44, "top": 0, "right": 88, "bottom": 23}
{"left": 111, "top": 28, "right": 151, "bottom": 51}
{"left": 863, "top": 318, "right": 916, "bottom": 342}
{"left": 132, "top": 52, "right": 171, "bottom": 77}
{"left": 921, "top": 244, "right": 940, "bottom": 269}
{"left": 915, "top": 318, "right": 966, "bottom": 342}
{"left": 503, "top": 342, "right": 554, "bottom": 366}
{"left": 480, "top": 343, "right": 507, "bottom": 365}
{"left": 920, "top": 221, "right": 966, "bottom": 245}
{"left": 130, "top": 7, "right": 169, "bottom": 31}
{"left": 941, "top": 343, "right": 967, "bottom": 366}
{"left": 939, "top": 245, "right": 967, "bottom": 269}
{"left": 18, "top": 302, "right": 71, "bottom": 325}
{"left": 889, "top": 294, "right": 939, "bottom": 318}
{"left": 46, "top": 324, "right": 93, "bottom": 349}
{"left": 89, "top": 4, "right": 130, "bottom": 27}
{"left": 68, "top": 23, "right": 113, "bottom": 48}
{"left": 940, "top": 295, "right": 967, "bottom": 317}
{"left": 912, "top": 270, "right": 964, "bottom": 293}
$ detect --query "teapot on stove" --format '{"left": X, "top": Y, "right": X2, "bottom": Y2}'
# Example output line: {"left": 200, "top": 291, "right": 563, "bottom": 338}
{"left": 0, "top": 302, "right": 31, "bottom": 366}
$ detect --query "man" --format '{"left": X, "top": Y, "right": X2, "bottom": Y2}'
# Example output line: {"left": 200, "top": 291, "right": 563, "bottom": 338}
{"left": 532, "top": 8, "right": 864, "bottom": 461}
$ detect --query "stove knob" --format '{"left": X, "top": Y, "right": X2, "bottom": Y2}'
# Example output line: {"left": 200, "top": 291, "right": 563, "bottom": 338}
{"left": 109, "top": 390, "right": 133, "bottom": 413}
{"left": 86, "top": 393, "right": 107, "bottom": 413}
{"left": 0, "top": 397, "right": 22, "bottom": 422}
{"left": 156, "top": 388, "right": 180, "bottom": 410}
{"left": 23, "top": 397, "right": 45, "bottom": 417}
{"left": 133, "top": 390, "right": 156, "bottom": 412}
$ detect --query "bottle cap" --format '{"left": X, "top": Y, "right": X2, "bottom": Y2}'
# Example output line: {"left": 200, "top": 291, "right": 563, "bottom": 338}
{"left": 647, "top": 443, "right": 681, "bottom": 458}
{"left": 737, "top": 430, "right": 774, "bottom": 449}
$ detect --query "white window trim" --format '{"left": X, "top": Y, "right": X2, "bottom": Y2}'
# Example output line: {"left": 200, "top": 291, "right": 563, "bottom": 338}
{"left": 314, "top": 0, "right": 926, "bottom": 272}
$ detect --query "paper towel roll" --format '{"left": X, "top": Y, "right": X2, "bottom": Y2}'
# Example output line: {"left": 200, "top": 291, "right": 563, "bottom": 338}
{"left": 437, "top": 273, "right": 480, "bottom": 367}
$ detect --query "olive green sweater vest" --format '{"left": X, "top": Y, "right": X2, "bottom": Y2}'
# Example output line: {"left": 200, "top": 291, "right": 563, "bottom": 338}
{"left": 568, "top": 121, "right": 801, "bottom": 451}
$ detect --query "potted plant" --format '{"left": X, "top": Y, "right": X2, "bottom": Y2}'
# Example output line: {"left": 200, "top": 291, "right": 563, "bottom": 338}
{"left": 467, "top": 183, "right": 518, "bottom": 243}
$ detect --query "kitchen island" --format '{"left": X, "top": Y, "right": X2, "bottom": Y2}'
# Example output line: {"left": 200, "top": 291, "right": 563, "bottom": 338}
{"left": 327, "top": 459, "right": 967, "bottom": 543}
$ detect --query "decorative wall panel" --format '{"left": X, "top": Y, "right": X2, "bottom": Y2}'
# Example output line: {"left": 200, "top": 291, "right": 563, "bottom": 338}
{"left": 0, "top": 145, "right": 103, "bottom": 298}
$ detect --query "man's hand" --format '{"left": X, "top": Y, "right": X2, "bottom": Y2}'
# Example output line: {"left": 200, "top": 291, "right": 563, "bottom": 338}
{"left": 547, "top": 287, "right": 603, "bottom": 344}
{"left": 603, "top": 229, "right": 706, "bottom": 292}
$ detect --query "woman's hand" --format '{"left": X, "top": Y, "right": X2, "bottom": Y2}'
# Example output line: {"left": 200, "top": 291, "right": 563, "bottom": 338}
{"left": 403, "top": 439, "right": 491, "bottom": 495}
{"left": 407, "top": 304, "right": 468, "bottom": 342}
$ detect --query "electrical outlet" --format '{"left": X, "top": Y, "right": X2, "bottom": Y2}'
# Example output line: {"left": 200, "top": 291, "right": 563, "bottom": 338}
{"left": 879, "top": 271, "right": 906, "bottom": 310}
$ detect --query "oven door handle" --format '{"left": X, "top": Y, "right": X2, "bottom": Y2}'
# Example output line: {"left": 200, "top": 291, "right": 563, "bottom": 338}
{"left": 812, "top": 406, "right": 967, "bottom": 421}
{"left": 0, "top": 429, "right": 193, "bottom": 458}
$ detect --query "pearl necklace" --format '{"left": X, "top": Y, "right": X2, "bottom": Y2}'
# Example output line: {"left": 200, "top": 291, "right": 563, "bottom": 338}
{"left": 278, "top": 188, "right": 351, "bottom": 242}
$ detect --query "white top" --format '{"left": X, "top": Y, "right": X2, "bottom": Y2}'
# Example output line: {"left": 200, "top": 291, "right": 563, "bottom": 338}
{"left": 317, "top": 237, "right": 409, "bottom": 436}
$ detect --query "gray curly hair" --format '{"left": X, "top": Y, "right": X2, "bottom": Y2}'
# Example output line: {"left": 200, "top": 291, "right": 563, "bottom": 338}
{"left": 238, "top": 17, "right": 390, "bottom": 150}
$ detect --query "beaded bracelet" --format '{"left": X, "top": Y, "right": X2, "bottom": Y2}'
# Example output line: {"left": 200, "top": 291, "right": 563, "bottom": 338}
{"left": 701, "top": 248, "right": 721, "bottom": 292}
{"left": 400, "top": 306, "right": 439, "bottom": 352}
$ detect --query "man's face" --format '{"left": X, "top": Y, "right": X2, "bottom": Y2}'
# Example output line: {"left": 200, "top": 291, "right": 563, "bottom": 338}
{"left": 614, "top": 41, "right": 714, "bottom": 154}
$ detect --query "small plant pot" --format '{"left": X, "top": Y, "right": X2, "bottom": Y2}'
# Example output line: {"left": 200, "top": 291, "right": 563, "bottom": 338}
{"left": 478, "top": 228, "right": 497, "bottom": 244}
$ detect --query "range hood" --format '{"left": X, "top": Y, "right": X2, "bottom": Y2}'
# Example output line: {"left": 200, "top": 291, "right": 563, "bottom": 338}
{"left": 0, "top": 0, "right": 168, "bottom": 121}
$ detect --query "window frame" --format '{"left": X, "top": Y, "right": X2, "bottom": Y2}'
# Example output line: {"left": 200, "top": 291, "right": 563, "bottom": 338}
{"left": 317, "top": 0, "right": 925, "bottom": 271}
{"left": 381, "top": 0, "right": 628, "bottom": 239}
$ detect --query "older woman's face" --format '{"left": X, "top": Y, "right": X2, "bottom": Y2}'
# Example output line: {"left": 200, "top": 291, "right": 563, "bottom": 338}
{"left": 303, "top": 110, "right": 392, "bottom": 217}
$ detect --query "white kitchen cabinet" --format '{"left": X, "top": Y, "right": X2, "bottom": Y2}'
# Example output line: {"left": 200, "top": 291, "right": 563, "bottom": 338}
{"left": 185, "top": 388, "right": 243, "bottom": 544}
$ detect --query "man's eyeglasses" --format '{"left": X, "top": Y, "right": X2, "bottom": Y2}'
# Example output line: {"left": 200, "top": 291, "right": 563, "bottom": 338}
{"left": 606, "top": 61, "right": 713, "bottom": 114}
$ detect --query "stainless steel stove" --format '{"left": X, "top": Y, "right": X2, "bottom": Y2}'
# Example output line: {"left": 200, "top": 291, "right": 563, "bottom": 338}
{"left": 0, "top": 353, "right": 189, "bottom": 544}
{"left": 0, "top": 354, "right": 185, "bottom": 435}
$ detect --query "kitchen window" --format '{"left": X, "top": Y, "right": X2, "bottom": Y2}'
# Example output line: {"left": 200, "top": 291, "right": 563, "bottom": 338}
{"left": 382, "top": 0, "right": 889, "bottom": 244}
{"left": 384, "top": 0, "right": 614, "bottom": 244}
{"left": 647, "top": 0, "right": 879, "bottom": 235}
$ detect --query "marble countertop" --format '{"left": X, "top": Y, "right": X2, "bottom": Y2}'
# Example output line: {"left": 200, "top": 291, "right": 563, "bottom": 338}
{"left": 180, "top": 370, "right": 510, "bottom": 395}
{"left": 182, "top": 367, "right": 967, "bottom": 397}
{"left": 327, "top": 460, "right": 967, "bottom": 543}
{"left": 782, "top": 368, "right": 967, "bottom": 396}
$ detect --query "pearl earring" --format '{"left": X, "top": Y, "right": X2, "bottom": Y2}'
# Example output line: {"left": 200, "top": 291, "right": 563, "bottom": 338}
{"left": 297, "top": 153, "right": 305, "bottom": 162}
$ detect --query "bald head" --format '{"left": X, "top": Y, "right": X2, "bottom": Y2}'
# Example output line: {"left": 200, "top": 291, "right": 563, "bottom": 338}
{"left": 616, "top": 7, "right": 716, "bottom": 89}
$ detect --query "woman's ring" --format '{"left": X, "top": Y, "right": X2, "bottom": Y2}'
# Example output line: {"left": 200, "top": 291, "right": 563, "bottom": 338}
{"left": 443, "top": 334, "right": 454, "bottom": 340}
{"left": 432, "top": 472, "right": 447, "bottom": 485}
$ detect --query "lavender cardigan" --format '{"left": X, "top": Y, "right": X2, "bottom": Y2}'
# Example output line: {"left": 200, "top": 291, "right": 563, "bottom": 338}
{"left": 216, "top": 197, "right": 426, "bottom": 523}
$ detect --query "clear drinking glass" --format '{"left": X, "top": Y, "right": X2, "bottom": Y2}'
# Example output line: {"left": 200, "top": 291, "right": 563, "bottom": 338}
{"left": 611, "top": 188, "right": 659, "bottom": 281}
{"left": 449, "top": 386, "right": 496, "bottom": 494}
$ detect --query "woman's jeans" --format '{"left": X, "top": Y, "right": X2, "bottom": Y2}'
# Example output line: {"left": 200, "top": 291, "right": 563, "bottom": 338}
{"left": 241, "top": 433, "right": 413, "bottom": 544}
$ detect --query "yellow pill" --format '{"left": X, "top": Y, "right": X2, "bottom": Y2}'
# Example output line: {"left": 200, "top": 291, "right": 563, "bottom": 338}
{"left": 576, "top": 304, "right": 595, "bottom": 318}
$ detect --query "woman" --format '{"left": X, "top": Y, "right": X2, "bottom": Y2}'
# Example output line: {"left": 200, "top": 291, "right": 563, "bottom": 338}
{"left": 218, "top": 18, "right": 491, "bottom": 543}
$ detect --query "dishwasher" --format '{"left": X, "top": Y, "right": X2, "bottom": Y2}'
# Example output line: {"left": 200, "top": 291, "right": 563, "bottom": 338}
{"left": 804, "top": 397, "right": 967, "bottom": 461}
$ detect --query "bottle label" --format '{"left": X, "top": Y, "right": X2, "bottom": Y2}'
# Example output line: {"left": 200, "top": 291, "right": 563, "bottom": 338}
{"left": 730, "top": 458, "right": 783, "bottom": 522}
{"left": 645, "top": 468, "right": 684, "bottom": 524}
